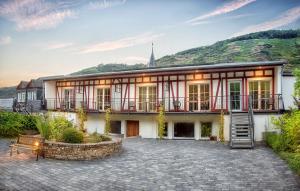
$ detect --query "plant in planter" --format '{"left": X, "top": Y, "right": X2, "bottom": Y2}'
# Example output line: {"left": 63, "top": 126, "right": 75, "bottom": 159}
{"left": 49, "top": 115, "right": 73, "bottom": 141}
{"left": 62, "top": 128, "right": 84, "bottom": 143}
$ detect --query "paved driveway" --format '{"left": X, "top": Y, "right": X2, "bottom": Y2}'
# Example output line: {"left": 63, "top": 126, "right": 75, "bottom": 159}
{"left": 0, "top": 138, "right": 299, "bottom": 191}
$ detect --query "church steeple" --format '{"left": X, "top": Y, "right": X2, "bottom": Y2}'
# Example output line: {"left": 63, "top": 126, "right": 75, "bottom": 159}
{"left": 148, "top": 42, "right": 156, "bottom": 68}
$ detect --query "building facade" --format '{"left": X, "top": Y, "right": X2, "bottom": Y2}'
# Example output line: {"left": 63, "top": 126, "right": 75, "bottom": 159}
{"left": 15, "top": 79, "right": 44, "bottom": 112}
{"left": 43, "top": 60, "right": 295, "bottom": 144}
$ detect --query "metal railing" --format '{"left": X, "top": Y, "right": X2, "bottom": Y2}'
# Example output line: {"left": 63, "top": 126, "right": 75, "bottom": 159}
{"left": 44, "top": 94, "right": 284, "bottom": 113}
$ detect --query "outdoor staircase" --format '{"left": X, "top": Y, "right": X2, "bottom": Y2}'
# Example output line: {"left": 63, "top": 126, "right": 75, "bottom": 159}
{"left": 229, "top": 97, "right": 255, "bottom": 149}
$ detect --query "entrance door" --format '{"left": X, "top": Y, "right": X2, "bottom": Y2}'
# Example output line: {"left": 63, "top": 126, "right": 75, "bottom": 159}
{"left": 126, "top": 121, "right": 139, "bottom": 137}
{"left": 229, "top": 81, "right": 242, "bottom": 111}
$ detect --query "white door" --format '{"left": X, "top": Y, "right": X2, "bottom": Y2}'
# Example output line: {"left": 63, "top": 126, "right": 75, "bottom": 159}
{"left": 229, "top": 81, "right": 242, "bottom": 111}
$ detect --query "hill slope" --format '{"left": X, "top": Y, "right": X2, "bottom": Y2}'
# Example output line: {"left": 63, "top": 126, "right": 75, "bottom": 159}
{"left": 72, "top": 29, "right": 300, "bottom": 75}
{"left": 0, "top": 86, "right": 16, "bottom": 99}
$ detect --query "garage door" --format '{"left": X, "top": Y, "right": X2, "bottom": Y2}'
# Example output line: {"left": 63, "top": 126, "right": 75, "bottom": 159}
{"left": 174, "top": 122, "right": 194, "bottom": 138}
{"left": 126, "top": 120, "right": 139, "bottom": 137}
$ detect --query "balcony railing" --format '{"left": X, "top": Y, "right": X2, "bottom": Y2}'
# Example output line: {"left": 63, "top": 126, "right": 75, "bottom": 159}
{"left": 45, "top": 94, "right": 284, "bottom": 113}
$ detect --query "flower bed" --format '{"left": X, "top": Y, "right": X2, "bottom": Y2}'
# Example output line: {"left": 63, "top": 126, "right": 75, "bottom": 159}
{"left": 43, "top": 138, "right": 122, "bottom": 160}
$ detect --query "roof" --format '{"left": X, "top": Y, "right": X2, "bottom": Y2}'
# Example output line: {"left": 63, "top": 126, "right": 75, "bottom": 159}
{"left": 16, "top": 81, "right": 29, "bottom": 90}
{"left": 27, "top": 79, "right": 43, "bottom": 88}
{"left": 43, "top": 60, "right": 287, "bottom": 81}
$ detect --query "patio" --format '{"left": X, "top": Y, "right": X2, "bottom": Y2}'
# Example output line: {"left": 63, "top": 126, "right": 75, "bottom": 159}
{"left": 0, "top": 138, "right": 299, "bottom": 191}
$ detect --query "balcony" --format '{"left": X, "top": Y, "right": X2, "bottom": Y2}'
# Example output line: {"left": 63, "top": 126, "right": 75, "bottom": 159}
{"left": 45, "top": 94, "right": 284, "bottom": 114}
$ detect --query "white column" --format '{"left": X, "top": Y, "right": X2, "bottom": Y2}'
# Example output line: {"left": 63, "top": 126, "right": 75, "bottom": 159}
{"left": 276, "top": 66, "right": 282, "bottom": 94}
{"left": 195, "top": 121, "right": 200, "bottom": 140}
{"left": 121, "top": 120, "right": 126, "bottom": 138}
{"left": 168, "top": 121, "right": 173, "bottom": 139}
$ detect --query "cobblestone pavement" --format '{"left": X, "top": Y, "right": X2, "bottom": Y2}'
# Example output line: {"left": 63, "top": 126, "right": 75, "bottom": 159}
{"left": 0, "top": 138, "right": 299, "bottom": 191}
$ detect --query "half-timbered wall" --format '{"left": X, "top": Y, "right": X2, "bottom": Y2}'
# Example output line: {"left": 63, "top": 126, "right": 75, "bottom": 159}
{"left": 46, "top": 66, "right": 280, "bottom": 113}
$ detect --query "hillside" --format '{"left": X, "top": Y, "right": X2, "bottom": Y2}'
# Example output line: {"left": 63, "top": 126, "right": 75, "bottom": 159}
{"left": 71, "top": 29, "right": 299, "bottom": 75}
{"left": 0, "top": 86, "right": 16, "bottom": 99}
{"left": 156, "top": 30, "right": 300, "bottom": 68}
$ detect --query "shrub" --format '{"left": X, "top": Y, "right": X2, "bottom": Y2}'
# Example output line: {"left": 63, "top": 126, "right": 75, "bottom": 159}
{"left": 77, "top": 107, "right": 87, "bottom": 132}
{"left": 272, "top": 110, "right": 300, "bottom": 152}
{"left": 99, "top": 134, "right": 112, "bottom": 141}
{"left": 49, "top": 116, "right": 73, "bottom": 141}
{"left": 62, "top": 128, "right": 84, "bottom": 143}
{"left": 36, "top": 117, "right": 51, "bottom": 139}
{"left": 21, "top": 115, "right": 38, "bottom": 131}
{"left": 0, "top": 111, "right": 23, "bottom": 137}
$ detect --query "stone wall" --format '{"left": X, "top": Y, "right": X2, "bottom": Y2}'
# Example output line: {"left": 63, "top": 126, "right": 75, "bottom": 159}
{"left": 43, "top": 139, "right": 122, "bottom": 160}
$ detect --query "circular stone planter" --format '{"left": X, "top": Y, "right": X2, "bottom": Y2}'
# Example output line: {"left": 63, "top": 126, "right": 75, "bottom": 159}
{"left": 43, "top": 139, "right": 122, "bottom": 160}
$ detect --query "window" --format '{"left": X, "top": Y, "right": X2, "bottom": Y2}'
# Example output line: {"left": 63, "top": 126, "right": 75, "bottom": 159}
{"left": 201, "top": 122, "right": 212, "bottom": 138}
{"left": 138, "top": 86, "right": 157, "bottom": 112}
{"left": 64, "top": 89, "right": 74, "bottom": 109}
{"left": 110, "top": 121, "right": 121, "bottom": 134}
{"left": 97, "top": 88, "right": 111, "bottom": 111}
{"left": 27, "top": 91, "right": 37, "bottom": 100}
{"left": 18, "top": 92, "right": 26, "bottom": 102}
{"left": 249, "top": 81, "right": 271, "bottom": 110}
{"left": 188, "top": 83, "right": 210, "bottom": 111}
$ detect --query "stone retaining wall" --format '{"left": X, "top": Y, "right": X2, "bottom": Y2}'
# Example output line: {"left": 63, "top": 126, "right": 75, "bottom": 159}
{"left": 43, "top": 139, "right": 122, "bottom": 160}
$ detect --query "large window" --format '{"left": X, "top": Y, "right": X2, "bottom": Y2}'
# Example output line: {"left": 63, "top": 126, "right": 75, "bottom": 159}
{"left": 249, "top": 80, "right": 271, "bottom": 110}
{"left": 138, "top": 86, "right": 157, "bottom": 112}
{"left": 97, "top": 88, "right": 110, "bottom": 111}
{"left": 188, "top": 83, "right": 210, "bottom": 111}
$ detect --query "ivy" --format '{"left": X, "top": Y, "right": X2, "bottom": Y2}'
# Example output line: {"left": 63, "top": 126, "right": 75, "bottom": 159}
{"left": 157, "top": 106, "right": 166, "bottom": 140}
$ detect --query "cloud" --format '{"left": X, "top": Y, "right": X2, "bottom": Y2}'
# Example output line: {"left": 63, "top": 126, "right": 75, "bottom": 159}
{"left": 0, "top": 36, "right": 11, "bottom": 45}
{"left": 233, "top": 6, "right": 300, "bottom": 37}
{"left": 88, "top": 0, "right": 126, "bottom": 10}
{"left": 45, "top": 42, "right": 74, "bottom": 50}
{"left": 190, "top": 13, "right": 253, "bottom": 26}
{"left": 186, "top": 0, "right": 256, "bottom": 24}
{"left": 0, "top": 0, "right": 126, "bottom": 31}
{"left": 79, "top": 32, "right": 164, "bottom": 54}
{"left": 0, "top": 0, "right": 75, "bottom": 31}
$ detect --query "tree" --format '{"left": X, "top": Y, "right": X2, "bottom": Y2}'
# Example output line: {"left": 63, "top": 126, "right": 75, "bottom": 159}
{"left": 157, "top": 105, "right": 166, "bottom": 139}
{"left": 104, "top": 108, "right": 111, "bottom": 135}
{"left": 219, "top": 110, "right": 225, "bottom": 142}
{"left": 293, "top": 68, "right": 300, "bottom": 98}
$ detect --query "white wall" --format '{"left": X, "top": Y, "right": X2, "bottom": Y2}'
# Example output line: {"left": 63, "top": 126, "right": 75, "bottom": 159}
{"left": 282, "top": 76, "right": 296, "bottom": 109}
{"left": 139, "top": 120, "right": 157, "bottom": 138}
{"left": 44, "top": 81, "right": 56, "bottom": 109}
{"left": 85, "top": 114, "right": 105, "bottom": 134}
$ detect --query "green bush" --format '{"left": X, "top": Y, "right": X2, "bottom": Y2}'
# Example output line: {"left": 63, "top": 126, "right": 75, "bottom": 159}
{"left": 272, "top": 110, "right": 300, "bottom": 152}
{"left": 265, "top": 132, "right": 288, "bottom": 152}
{"left": 62, "top": 128, "right": 84, "bottom": 143}
{"left": 49, "top": 116, "right": 73, "bottom": 141}
{"left": 0, "top": 111, "right": 23, "bottom": 137}
{"left": 21, "top": 115, "right": 38, "bottom": 130}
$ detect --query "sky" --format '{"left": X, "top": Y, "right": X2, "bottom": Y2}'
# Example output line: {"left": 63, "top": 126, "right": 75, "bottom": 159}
{"left": 0, "top": 0, "right": 300, "bottom": 87}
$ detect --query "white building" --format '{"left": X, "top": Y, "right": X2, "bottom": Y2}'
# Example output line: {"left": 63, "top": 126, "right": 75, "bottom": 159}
{"left": 43, "top": 60, "right": 295, "bottom": 148}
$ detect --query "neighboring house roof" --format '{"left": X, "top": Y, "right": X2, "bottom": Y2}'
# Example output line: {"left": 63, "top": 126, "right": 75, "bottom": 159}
{"left": 27, "top": 79, "right": 43, "bottom": 89}
{"left": 43, "top": 60, "right": 287, "bottom": 81}
{"left": 16, "top": 81, "right": 29, "bottom": 90}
